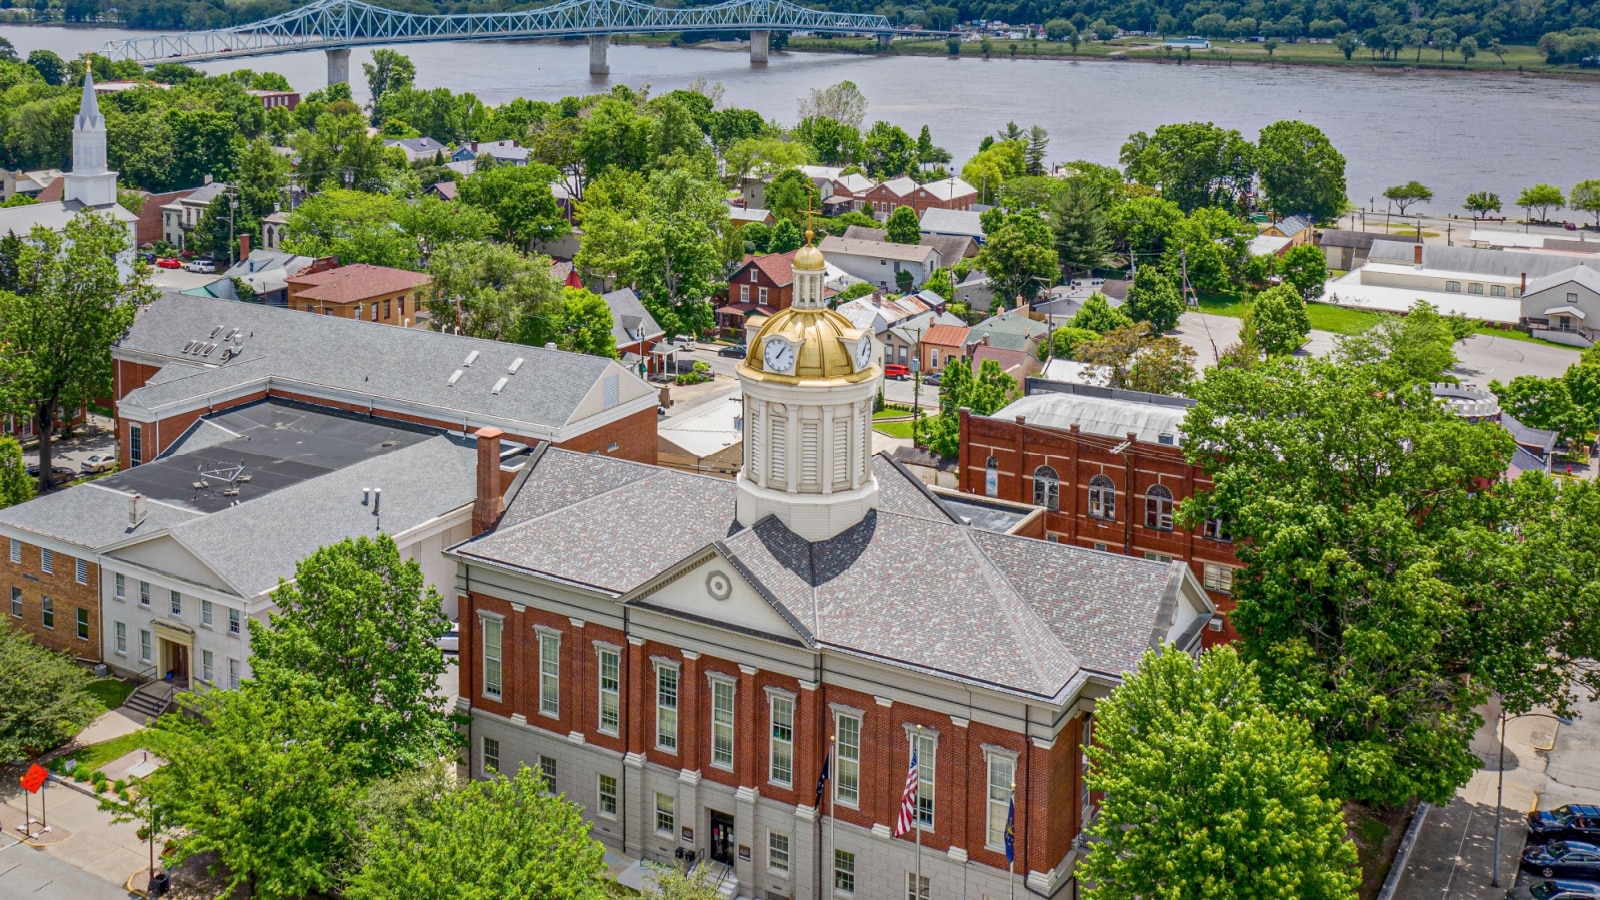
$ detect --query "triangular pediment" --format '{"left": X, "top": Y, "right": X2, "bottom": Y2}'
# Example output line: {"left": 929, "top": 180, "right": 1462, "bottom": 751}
{"left": 104, "top": 534, "right": 238, "bottom": 595}
{"left": 625, "top": 546, "right": 811, "bottom": 646}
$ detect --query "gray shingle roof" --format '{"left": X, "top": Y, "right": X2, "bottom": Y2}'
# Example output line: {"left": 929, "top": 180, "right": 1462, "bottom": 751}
{"left": 459, "top": 448, "right": 1196, "bottom": 697}
{"left": 0, "top": 483, "right": 201, "bottom": 550}
{"left": 117, "top": 293, "right": 638, "bottom": 434}
{"left": 1370, "top": 241, "right": 1599, "bottom": 280}
{"left": 116, "top": 434, "right": 477, "bottom": 598}
{"left": 603, "top": 287, "right": 664, "bottom": 345}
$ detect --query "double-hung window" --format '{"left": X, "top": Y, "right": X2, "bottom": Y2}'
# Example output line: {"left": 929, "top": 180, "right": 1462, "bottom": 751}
{"left": 139, "top": 629, "right": 152, "bottom": 663}
{"left": 834, "top": 850, "right": 856, "bottom": 893}
{"left": 202, "top": 649, "right": 214, "bottom": 683}
{"left": 115, "top": 621, "right": 127, "bottom": 654}
{"left": 835, "top": 711, "right": 861, "bottom": 806}
{"left": 76, "top": 607, "right": 89, "bottom": 640}
{"left": 9, "top": 586, "right": 19, "bottom": 617}
{"left": 986, "top": 751, "right": 1017, "bottom": 850}
{"left": 597, "top": 646, "right": 621, "bottom": 735}
{"left": 1032, "top": 466, "right": 1060, "bottom": 511}
{"left": 769, "top": 692, "right": 794, "bottom": 786}
{"left": 228, "top": 658, "right": 240, "bottom": 688}
{"left": 139, "top": 581, "right": 150, "bottom": 607}
{"left": 170, "top": 590, "right": 182, "bottom": 617}
{"left": 597, "top": 774, "right": 618, "bottom": 816}
{"left": 75, "top": 558, "right": 88, "bottom": 584}
{"left": 201, "top": 599, "right": 214, "bottom": 627}
{"left": 482, "top": 736, "right": 500, "bottom": 773}
{"left": 481, "top": 615, "right": 503, "bottom": 700}
{"left": 228, "top": 607, "right": 241, "bottom": 635}
{"left": 41, "top": 596, "right": 53, "bottom": 629}
{"left": 1088, "top": 474, "right": 1117, "bottom": 520}
{"left": 1145, "top": 484, "right": 1174, "bottom": 530}
{"left": 768, "top": 830, "right": 790, "bottom": 874}
{"left": 1203, "top": 563, "right": 1235, "bottom": 594}
{"left": 911, "top": 728, "right": 936, "bottom": 828}
{"left": 114, "top": 573, "right": 125, "bottom": 601}
{"left": 710, "top": 677, "right": 735, "bottom": 769}
{"left": 539, "top": 755, "right": 558, "bottom": 792}
{"left": 655, "top": 663, "right": 679, "bottom": 751}
{"left": 538, "top": 630, "right": 560, "bottom": 717}
{"left": 655, "top": 792, "right": 675, "bottom": 834}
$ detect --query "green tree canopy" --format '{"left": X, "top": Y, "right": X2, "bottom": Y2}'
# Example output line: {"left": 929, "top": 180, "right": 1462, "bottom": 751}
{"left": 1123, "top": 266, "right": 1184, "bottom": 333}
{"left": 923, "top": 358, "right": 1019, "bottom": 457}
{"left": 0, "top": 436, "right": 31, "bottom": 509}
{"left": 1050, "top": 178, "right": 1109, "bottom": 276}
{"left": 976, "top": 209, "right": 1058, "bottom": 305}
{"left": 1119, "top": 122, "right": 1254, "bottom": 213}
{"left": 1491, "top": 375, "right": 1591, "bottom": 445}
{"left": 252, "top": 535, "right": 459, "bottom": 780}
{"left": 346, "top": 766, "right": 609, "bottom": 900}
{"left": 1247, "top": 284, "right": 1312, "bottom": 356}
{"left": 1278, "top": 243, "right": 1330, "bottom": 300}
{"left": 0, "top": 619, "right": 98, "bottom": 759}
{"left": 1570, "top": 179, "right": 1600, "bottom": 228}
{"left": 362, "top": 49, "right": 416, "bottom": 123}
{"left": 885, "top": 205, "right": 922, "bottom": 244}
{"left": 1069, "top": 293, "right": 1134, "bottom": 333}
{"left": 283, "top": 190, "right": 418, "bottom": 270}
{"left": 1082, "top": 645, "right": 1361, "bottom": 900}
{"left": 765, "top": 167, "right": 819, "bottom": 226}
{"left": 1464, "top": 191, "right": 1502, "bottom": 219}
{"left": 514, "top": 286, "right": 618, "bottom": 359}
{"left": 1518, "top": 183, "right": 1566, "bottom": 222}
{"left": 1335, "top": 301, "right": 1467, "bottom": 385}
{"left": 1255, "top": 120, "right": 1347, "bottom": 222}
{"left": 1383, "top": 180, "right": 1433, "bottom": 215}
{"left": 458, "top": 163, "right": 571, "bottom": 248}
{"left": 426, "top": 240, "right": 561, "bottom": 341}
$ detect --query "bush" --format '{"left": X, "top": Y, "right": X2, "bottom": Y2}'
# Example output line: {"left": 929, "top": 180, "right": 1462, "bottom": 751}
{"left": 675, "top": 360, "right": 713, "bottom": 386}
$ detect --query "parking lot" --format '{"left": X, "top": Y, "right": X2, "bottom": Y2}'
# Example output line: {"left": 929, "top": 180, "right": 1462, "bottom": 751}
{"left": 18, "top": 416, "right": 118, "bottom": 483}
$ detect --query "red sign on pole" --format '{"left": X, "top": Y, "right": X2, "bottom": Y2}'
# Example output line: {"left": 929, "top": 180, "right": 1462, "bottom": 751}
{"left": 19, "top": 763, "right": 47, "bottom": 794}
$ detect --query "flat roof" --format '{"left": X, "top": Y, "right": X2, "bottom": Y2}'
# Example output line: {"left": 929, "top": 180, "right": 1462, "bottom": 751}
{"left": 932, "top": 491, "right": 1034, "bottom": 533}
{"left": 96, "top": 401, "right": 441, "bottom": 514}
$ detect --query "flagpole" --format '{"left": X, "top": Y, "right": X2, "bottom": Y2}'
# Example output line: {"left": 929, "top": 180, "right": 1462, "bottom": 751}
{"left": 913, "top": 724, "right": 923, "bottom": 900}
{"left": 829, "top": 733, "right": 837, "bottom": 900}
{"left": 40, "top": 774, "right": 48, "bottom": 833}
{"left": 1008, "top": 783, "right": 1017, "bottom": 900}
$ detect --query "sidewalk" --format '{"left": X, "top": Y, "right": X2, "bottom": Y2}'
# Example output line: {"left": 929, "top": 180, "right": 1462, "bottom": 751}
{"left": 1393, "top": 698, "right": 1568, "bottom": 899}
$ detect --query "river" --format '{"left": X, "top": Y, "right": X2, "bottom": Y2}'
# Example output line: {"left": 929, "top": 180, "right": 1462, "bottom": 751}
{"left": 6, "top": 23, "right": 1599, "bottom": 214}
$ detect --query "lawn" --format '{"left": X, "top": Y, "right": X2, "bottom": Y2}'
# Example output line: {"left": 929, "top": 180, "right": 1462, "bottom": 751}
{"left": 85, "top": 677, "right": 136, "bottom": 711}
{"left": 1197, "top": 296, "right": 1389, "bottom": 336}
{"left": 873, "top": 420, "right": 917, "bottom": 439}
{"left": 60, "top": 730, "right": 152, "bottom": 775}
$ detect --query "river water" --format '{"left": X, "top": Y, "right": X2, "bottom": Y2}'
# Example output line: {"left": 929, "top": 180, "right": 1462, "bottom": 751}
{"left": 6, "top": 23, "right": 1599, "bottom": 213}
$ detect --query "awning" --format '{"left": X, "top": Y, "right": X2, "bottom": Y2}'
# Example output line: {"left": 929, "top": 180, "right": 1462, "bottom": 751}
{"left": 1543, "top": 305, "right": 1587, "bottom": 319}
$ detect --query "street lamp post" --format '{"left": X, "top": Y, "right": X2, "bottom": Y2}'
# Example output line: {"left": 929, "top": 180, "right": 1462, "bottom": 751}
{"left": 1493, "top": 709, "right": 1565, "bottom": 887}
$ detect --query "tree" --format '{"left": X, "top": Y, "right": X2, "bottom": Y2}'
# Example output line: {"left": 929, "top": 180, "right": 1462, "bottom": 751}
{"left": 1459, "top": 36, "right": 1479, "bottom": 62}
{"left": 1264, "top": 38, "right": 1282, "bottom": 56}
{"left": 426, "top": 240, "right": 562, "bottom": 341}
{"left": 1081, "top": 645, "right": 1361, "bottom": 900}
{"left": 142, "top": 679, "right": 366, "bottom": 899}
{"left": 346, "top": 766, "right": 607, "bottom": 900}
{"left": 975, "top": 209, "right": 1058, "bottom": 305}
{"left": 1491, "top": 376, "right": 1591, "bottom": 445}
{"left": 765, "top": 167, "right": 819, "bottom": 226}
{"left": 961, "top": 140, "right": 1026, "bottom": 205}
{"left": 1255, "top": 120, "right": 1347, "bottom": 223}
{"left": 164, "top": 107, "right": 240, "bottom": 189}
{"left": 1279, "top": 243, "right": 1329, "bottom": 300}
{"left": 1335, "top": 301, "right": 1468, "bottom": 385}
{"left": 1489, "top": 38, "right": 1507, "bottom": 63}
{"left": 251, "top": 535, "right": 458, "bottom": 779}
{"left": 1128, "top": 336, "right": 1198, "bottom": 395}
{"left": 923, "top": 358, "right": 1018, "bottom": 457}
{"left": 1176, "top": 356, "right": 1600, "bottom": 808}
{"left": 1041, "top": 326, "right": 1101, "bottom": 361}
{"left": 1248, "top": 284, "right": 1311, "bottom": 356}
{"left": 1044, "top": 18, "right": 1073, "bottom": 40}
{"left": 458, "top": 163, "right": 571, "bottom": 248}
{"left": 514, "top": 287, "right": 618, "bottom": 358}
{"left": 793, "top": 116, "right": 861, "bottom": 167}
{"left": 1124, "top": 267, "right": 1184, "bottom": 334}
{"left": 885, "top": 205, "right": 921, "bottom": 244}
{"left": 1107, "top": 196, "right": 1184, "bottom": 260}
{"left": 1025, "top": 126, "right": 1050, "bottom": 176}
{"left": 862, "top": 121, "right": 916, "bottom": 179}
{"left": 1431, "top": 28, "right": 1457, "bottom": 61}
{"left": 1464, "top": 191, "right": 1502, "bottom": 220}
{"left": 363, "top": 49, "right": 416, "bottom": 123}
{"left": 1383, "top": 181, "right": 1433, "bottom": 215}
{"left": 1049, "top": 179, "right": 1108, "bottom": 276}
{"left": 1069, "top": 293, "right": 1134, "bottom": 333}
{"left": 796, "top": 80, "right": 866, "bottom": 130}
{"left": 0, "top": 436, "right": 30, "bottom": 509}
{"left": 644, "top": 863, "right": 732, "bottom": 899}
{"left": 1570, "top": 179, "right": 1600, "bottom": 229}
{"left": 293, "top": 111, "right": 391, "bottom": 193}
{"left": 26, "top": 49, "right": 65, "bottom": 85}
{"left": 284, "top": 190, "right": 418, "bottom": 270}
{"left": 0, "top": 619, "right": 98, "bottom": 759}
{"left": 767, "top": 219, "right": 803, "bottom": 254}
{"left": 1334, "top": 32, "right": 1360, "bottom": 59}
{"left": 1119, "top": 122, "right": 1254, "bottom": 213}
{"left": 0, "top": 212, "right": 152, "bottom": 492}
{"left": 1518, "top": 183, "right": 1566, "bottom": 222}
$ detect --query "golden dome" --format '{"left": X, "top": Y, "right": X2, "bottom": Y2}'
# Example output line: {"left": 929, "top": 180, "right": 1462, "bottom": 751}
{"left": 793, "top": 229, "right": 825, "bottom": 271}
{"left": 738, "top": 306, "right": 875, "bottom": 384}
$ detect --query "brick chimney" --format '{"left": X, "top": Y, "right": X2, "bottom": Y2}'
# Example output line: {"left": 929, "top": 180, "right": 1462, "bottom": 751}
{"left": 472, "top": 427, "right": 505, "bottom": 534}
{"left": 1413, "top": 244, "right": 1423, "bottom": 265}
{"left": 238, "top": 232, "right": 250, "bottom": 259}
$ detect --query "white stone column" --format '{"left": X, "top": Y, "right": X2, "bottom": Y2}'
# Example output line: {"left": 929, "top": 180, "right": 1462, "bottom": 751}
{"left": 326, "top": 48, "right": 351, "bottom": 86}
{"left": 589, "top": 34, "right": 611, "bottom": 75}
{"left": 750, "top": 30, "right": 770, "bottom": 64}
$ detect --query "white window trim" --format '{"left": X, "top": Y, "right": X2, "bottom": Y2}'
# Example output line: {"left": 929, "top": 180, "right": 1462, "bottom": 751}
{"left": 481, "top": 735, "right": 500, "bottom": 775}
{"left": 905, "top": 724, "right": 939, "bottom": 829}
{"left": 832, "top": 704, "right": 864, "bottom": 809}
{"left": 596, "top": 773, "right": 619, "bottom": 819}
{"left": 535, "top": 626, "right": 561, "bottom": 719}
{"left": 983, "top": 745, "right": 1020, "bottom": 853}
{"left": 479, "top": 611, "right": 505, "bottom": 701}
{"left": 768, "top": 687, "right": 797, "bottom": 788}
{"left": 655, "top": 791, "right": 675, "bottom": 835}
{"left": 595, "top": 642, "right": 622, "bottom": 737}
{"left": 653, "top": 657, "right": 680, "bottom": 753}
{"left": 768, "top": 828, "right": 791, "bottom": 875}
{"left": 708, "top": 673, "right": 737, "bottom": 771}
{"left": 113, "top": 573, "right": 125, "bottom": 602}
{"left": 114, "top": 621, "right": 126, "bottom": 656}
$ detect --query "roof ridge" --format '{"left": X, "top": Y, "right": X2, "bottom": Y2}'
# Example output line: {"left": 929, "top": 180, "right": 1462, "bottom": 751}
{"left": 949, "top": 518, "right": 1079, "bottom": 690}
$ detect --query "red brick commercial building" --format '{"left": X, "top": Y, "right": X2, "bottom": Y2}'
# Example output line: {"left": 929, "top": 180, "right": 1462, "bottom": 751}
{"left": 111, "top": 293, "right": 661, "bottom": 468}
{"left": 958, "top": 382, "right": 1241, "bottom": 643}
{"left": 861, "top": 175, "right": 978, "bottom": 220}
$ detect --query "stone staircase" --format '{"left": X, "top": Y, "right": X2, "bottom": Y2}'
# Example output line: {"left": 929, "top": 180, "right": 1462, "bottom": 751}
{"left": 123, "top": 680, "right": 176, "bottom": 721}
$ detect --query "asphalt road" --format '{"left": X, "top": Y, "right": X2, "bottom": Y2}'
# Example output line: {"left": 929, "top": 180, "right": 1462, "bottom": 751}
{"left": 0, "top": 834, "right": 127, "bottom": 899}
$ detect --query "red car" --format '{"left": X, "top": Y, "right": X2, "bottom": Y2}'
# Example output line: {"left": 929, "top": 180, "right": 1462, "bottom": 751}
{"left": 883, "top": 363, "right": 910, "bottom": 379}
{"left": 155, "top": 257, "right": 182, "bottom": 269}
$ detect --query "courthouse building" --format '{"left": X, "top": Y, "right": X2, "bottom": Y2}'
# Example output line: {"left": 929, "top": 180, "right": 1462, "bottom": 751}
{"left": 451, "top": 239, "right": 1214, "bottom": 899}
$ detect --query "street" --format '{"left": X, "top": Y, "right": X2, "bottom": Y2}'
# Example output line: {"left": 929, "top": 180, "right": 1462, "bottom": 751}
{"left": 0, "top": 834, "right": 128, "bottom": 899}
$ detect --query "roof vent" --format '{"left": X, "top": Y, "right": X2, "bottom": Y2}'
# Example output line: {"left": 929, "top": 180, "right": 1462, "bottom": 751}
{"left": 491, "top": 376, "right": 509, "bottom": 395}
{"left": 223, "top": 328, "right": 237, "bottom": 340}
{"left": 210, "top": 325, "right": 223, "bottom": 337}
{"left": 183, "top": 340, "right": 197, "bottom": 353}
{"left": 202, "top": 343, "right": 217, "bottom": 356}
{"left": 447, "top": 369, "right": 464, "bottom": 387}
{"left": 463, "top": 350, "right": 480, "bottom": 367}
{"left": 508, "top": 357, "right": 524, "bottom": 374}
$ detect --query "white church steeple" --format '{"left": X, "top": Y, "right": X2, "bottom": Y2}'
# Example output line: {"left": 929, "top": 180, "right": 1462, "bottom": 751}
{"left": 62, "top": 70, "right": 118, "bottom": 208}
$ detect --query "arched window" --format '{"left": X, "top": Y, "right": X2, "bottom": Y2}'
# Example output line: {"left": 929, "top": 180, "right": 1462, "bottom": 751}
{"left": 984, "top": 456, "right": 999, "bottom": 498}
{"left": 1033, "top": 466, "right": 1060, "bottom": 511}
{"left": 1088, "top": 475, "right": 1116, "bottom": 520}
{"left": 1145, "top": 484, "right": 1174, "bottom": 531}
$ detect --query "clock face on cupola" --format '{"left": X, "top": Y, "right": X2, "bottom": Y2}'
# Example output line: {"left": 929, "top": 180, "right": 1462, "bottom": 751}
{"left": 732, "top": 233, "right": 881, "bottom": 542}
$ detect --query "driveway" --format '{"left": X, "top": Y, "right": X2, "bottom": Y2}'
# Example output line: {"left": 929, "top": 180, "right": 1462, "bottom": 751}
{"left": 1452, "top": 333, "right": 1581, "bottom": 388}
{"left": 20, "top": 415, "right": 118, "bottom": 477}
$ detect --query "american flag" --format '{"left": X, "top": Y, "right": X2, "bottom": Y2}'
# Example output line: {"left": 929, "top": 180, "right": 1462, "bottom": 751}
{"left": 894, "top": 747, "right": 919, "bottom": 836}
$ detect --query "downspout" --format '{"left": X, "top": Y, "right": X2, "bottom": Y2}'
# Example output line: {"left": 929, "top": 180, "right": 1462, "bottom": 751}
{"left": 622, "top": 605, "right": 631, "bottom": 857}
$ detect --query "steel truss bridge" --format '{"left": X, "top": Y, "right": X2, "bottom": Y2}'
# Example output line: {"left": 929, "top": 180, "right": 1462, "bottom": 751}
{"left": 98, "top": 0, "right": 935, "bottom": 79}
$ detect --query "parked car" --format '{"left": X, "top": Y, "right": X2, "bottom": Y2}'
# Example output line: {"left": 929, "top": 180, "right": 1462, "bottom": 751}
{"left": 674, "top": 334, "right": 697, "bottom": 351}
{"left": 183, "top": 259, "right": 216, "bottom": 273}
{"left": 883, "top": 363, "right": 910, "bottom": 379}
{"left": 435, "top": 620, "right": 459, "bottom": 653}
{"left": 924, "top": 372, "right": 942, "bottom": 386}
{"left": 1566, "top": 222, "right": 1580, "bottom": 231}
{"left": 80, "top": 453, "right": 117, "bottom": 474}
{"left": 25, "top": 463, "right": 74, "bottom": 483}
{"left": 1509, "top": 879, "right": 1600, "bottom": 900}
{"left": 1524, "top": 841, "right": 1600, "bottom": 878}
{"left": 718, "top": 344, "right": 748, "bottom": 359}
{"left": 155, "top": 257, "right": 182, "bottom": 269}
{"left": 1531, "top": 806, "right": 1600, "bottom": 843}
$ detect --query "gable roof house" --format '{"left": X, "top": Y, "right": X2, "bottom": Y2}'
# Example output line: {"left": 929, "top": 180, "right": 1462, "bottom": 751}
{"left": 159, "top": 180, "right": 230, "bottom": 252}
{"left": 1519, "top": 265, "right": 1600, "bottom": 347}
{"left": 841, "top": 224, "right": 979, "bottom": 266}
{"left": 602, "top": 287, "right": 665, "bottom": 364}
{"left": 861, "top": 175, "right": 978, "bottom": 220}
{"left": 385, "top": 136, "right": 449, "bottom": 164}
{"left": 284, "top": 263, "right": 433, "bottom": 327}
{"left": 920, "top": 206, "right": 987, "bottom": 244}
{"left": 450, "top": 140, "right": 529, "bottom": 167}
{"left": 818, "top": 235, "right": 940, "bottom": 290}
{"left": 718, "top": 250, "right": 803, "bottom": 327}
{"left": 449, "top": 234, "right": 1212, "bottom": 900}
{"left": 111, "top": 293, "right": 661, "bottom": 471}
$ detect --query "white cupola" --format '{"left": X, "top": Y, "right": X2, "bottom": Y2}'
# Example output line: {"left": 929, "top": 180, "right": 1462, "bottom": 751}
{"left": 734, "top": 234, "right": 879, "bottom": 542}
{"left": 62, "top": 70, "right": 119, "bottom": 209}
